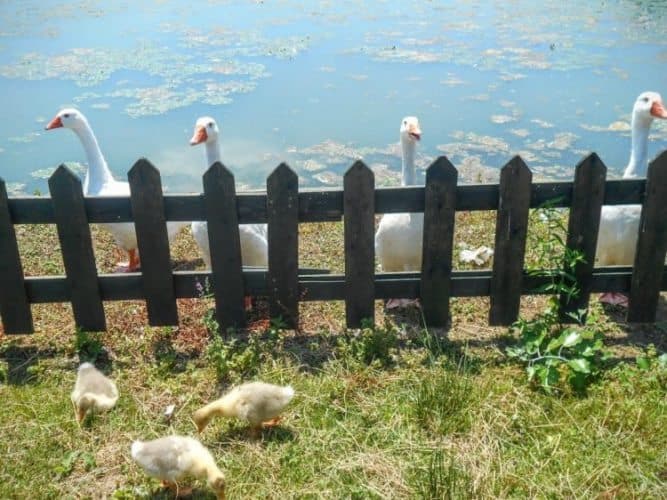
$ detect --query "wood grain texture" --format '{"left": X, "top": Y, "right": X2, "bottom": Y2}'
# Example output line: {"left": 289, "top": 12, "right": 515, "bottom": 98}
{"left": 128, "top": 159, "right": 178, "bottom": 326}
{"left": 267, "top": 163, "right": 299, "bottom": 328}
{"left": 0, "top": 178, "right": 33, "bottom": 333}
{"left": 420, "top": 156, "right": 457, "bottom": 328}
{"left": 344, "top": 161, "right": 375, "bottom": 327}
{"left": 559, "top": 153, "right": 606, "bottom": 321}
{"left": 627, "top": 151, "right": 667, "bottom": 322}
{"left": 489, "top": 156, "right": 532, "bottom": 326}
{"left": 48, "top": 165, "right": 106, "bottom": 331}
{"left": 203, "top": 162, "right": 245, "bottom": 329}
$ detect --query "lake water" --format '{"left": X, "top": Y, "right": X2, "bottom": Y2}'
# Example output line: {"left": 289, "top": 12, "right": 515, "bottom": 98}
{"left": 1, "top": 0, "right": 667, "bottom": 196}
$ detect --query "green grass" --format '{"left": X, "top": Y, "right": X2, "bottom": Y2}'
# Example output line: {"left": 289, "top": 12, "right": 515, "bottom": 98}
{"left": 1, "top": 213, "right": 666, "bottom": 498}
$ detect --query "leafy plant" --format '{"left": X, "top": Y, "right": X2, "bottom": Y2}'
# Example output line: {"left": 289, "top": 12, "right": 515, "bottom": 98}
{"left": 73, "top": 329, "right": 105, "bottom": 363}
{"left": 54, "top": 450, "right": 96, "bottom": 478}
{"left": 335, "top": 319, "right": 398, "bottom": 368}
{"left": 205, "top": 318, "right": 284, "bottom": 382}
{"left": 506, "top": 203, "right": 609, "bottom": 394}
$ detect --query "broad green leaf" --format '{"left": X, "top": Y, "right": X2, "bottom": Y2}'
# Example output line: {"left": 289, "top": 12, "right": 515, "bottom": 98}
{"left": 568, "top": 358, "right": 591, "bottom": 373}
{"left": 546, "top": 337, "right": 563, "bottom": 352}
{"left": 561, "top": 330, "right": 581, "bottom": 348}
{"left": 636, "top": 356, "right": 651, "bottom": 370}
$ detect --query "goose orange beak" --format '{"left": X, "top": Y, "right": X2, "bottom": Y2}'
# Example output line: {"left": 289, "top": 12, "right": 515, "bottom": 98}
{"left": 651, "top": 100, "right": 667, "bottom": 119}
{"left": 45, "top": 116, "right": 63, "bottom": 130}
{"left": 190, "top": 126, "right": 208, "bottom": 145}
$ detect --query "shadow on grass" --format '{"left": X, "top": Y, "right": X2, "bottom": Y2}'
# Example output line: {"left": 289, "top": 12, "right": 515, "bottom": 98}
{"left": 0, "top": 343, "right": 58, "bottom": 385}
{"left": 215, "top": 424, "right": 296, "bottom": 445}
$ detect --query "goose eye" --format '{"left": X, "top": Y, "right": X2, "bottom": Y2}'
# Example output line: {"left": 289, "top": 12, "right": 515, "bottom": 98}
{"left": 63, "top": 113, "right": 70, "bottom": 118}
{"left": 208, "top": 122, "right": 213, "bottom": 128}
{"left": 642, "top": 97, "right": 650, "bottom": 103}
{"left": 403, "top": 120, "right": 407, "bottom": 125}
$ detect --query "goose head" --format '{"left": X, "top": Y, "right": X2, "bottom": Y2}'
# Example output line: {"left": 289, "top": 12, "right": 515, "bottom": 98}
{"left": 45, "top": 108, "right": 90, "bottom": 132}
{"left": 190, "top": 116, "right": 220, "bottom": 146}
{"left": 400, "top": 116, "right": 421, "bottom": 144}
{"left": 632, "top": 91, "right": 667, "bottom": 126}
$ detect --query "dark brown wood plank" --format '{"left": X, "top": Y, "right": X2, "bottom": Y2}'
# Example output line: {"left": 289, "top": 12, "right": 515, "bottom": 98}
{"left": 489, "top": 156, "right": 532, "bottom": 325}
{"left": 627, "top": 151, "right": 667, "bottom": 322}
{"left": 420, "top": 156, "right": 457, "bottom": 328}
{"left": 267, "top": 163, "right": 299, "bottom": 328}
{"left": 7, "top": 176, "right": 650, "bottom": 224}
{"left": 48, "top": 165, "right": 106, "bottom": 331}
{"left": 559, "top": 153, "right": 607, "bottom": 321}
{"left": 0, "top": 178, "right": 33, "bottom": 333}
{"left": 344, "top": 161, "right": 375, "bottom": 327}
{"left": 203, "top": 162, "right": 245, "bottom": 330}
{"left": 128, "top": 158, "right": 178, "bottom": 326}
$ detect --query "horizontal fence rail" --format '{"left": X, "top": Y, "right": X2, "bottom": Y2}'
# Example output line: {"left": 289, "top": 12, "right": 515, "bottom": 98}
{"left": 1, "top": 151, "right": 667, "bottom": 335}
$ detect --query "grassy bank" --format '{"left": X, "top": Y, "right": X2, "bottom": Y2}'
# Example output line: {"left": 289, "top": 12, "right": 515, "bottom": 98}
{"left": 1, "top": 213, "right": 666, "bottom": 498}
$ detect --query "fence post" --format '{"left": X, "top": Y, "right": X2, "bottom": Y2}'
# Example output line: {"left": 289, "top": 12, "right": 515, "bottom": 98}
{"left": 559, "top": 153, "right": 606, "bottom": 321}
{"left": 627, "top": 151, "right": 667, "bottom": 322}
{"left": 128, "top": 159, "right": 179, "bottom": 326}
{"left": 489, "top": 156, "right": 532, "bottom": 326}
{"left": 48, "top": 165, "right": 106, "bottom": 331}
{"left": 421, "top": 156, "right": 457, "bottom": 328}
{"left": 344, "top": 161, "right": 375, "bottom": 328}
{"left": 0, "top": 178, "right": 33, "bottom": 333}
{"left": 267, "top": 163, "right": 299, "bottom": 328}
{"left": 203, "top": 162, "right": 245, "bottom": 330}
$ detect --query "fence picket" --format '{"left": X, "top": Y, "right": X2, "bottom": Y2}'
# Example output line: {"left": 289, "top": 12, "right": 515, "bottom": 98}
{"left": 203, "top": 162, "right": 245, "bottom": 329}
{"left": 489, "top": 156, "right": 532, "bottom": 325}
{"left": 128, "top": 159, "right": 179, "bottom": 326}
{"left": 627, "top": 151, "right": 667, "bottom": 322}
{"left": 0, "top": 178, "right": 33, "bottom": 333}
{"left": 421, "top": 156, "right": 457, "bottom": 328}
{"left": 559, "top": 153, "right": 606, "bottom": 321}
{"left": 48, "top": 166, "right": 106, "bottom": 331}
{"left": 344, "top": 161, "right": 375, "bottom": 327}
{"left": 267, "top": 163, "right": 299, "bottom": 328}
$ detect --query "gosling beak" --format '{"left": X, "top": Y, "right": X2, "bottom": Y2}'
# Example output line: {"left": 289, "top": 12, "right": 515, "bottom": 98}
{"left": 190, "top": 126, "right": 208, "bottom": 145}
{"left": 45, "top": 116, "right": 63, "bottom": 130}
{"left": 75, "top": 408, "right": 86, "bottom": 424}
{"left": 216, "top": 488, "right": 226, "bottom": 500}
{"left": 651, "top": 99, "right": 667, "bottom": 119}
{"left": 408, "top": 124, "right": 421, "bottom": 141}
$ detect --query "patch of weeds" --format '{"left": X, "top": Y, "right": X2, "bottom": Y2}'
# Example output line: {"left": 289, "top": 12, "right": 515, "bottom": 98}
{"left": 54, "top": 450, "right": 96, "bottom": 478}
{"left": 416, "top": 449, "right": 475, "bottom": 499}
{"left": 205, "top": 318, "right": 285, "bottom": 382}
{"left": 335, "top": 319, "right": 398, "bottom": 368}
{"left": 635, "top": 343, "right": 667, "bottom": 389}
{"left": 414, "top": 363, "right": 475, "bottom": 435}
{"left": 152, "top": 327, "right": 180, "bottom": 375}
{"left": 74, "top": 329, "right": 106, "bottom": 364}
{"left": 507, "top": 203, "right": 609, "bottom": 394}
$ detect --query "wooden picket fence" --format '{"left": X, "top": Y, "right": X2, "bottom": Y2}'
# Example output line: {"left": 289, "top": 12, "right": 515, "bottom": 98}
{"left": 1, "top": 151, "right": 667, "bottom": 335}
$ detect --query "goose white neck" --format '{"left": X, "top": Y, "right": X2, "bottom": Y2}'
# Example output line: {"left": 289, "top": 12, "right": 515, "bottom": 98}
{"left": 623, "top": 115, "right": 652, "bottom": 179}
{"left": 401, "top": 137, "right": 417, "bottom": 186}
{"left": 73, "top": 123, "right": 115, "bottom": 193}
{"left": 205, "top": 139, "right": 221, "bottom": 169}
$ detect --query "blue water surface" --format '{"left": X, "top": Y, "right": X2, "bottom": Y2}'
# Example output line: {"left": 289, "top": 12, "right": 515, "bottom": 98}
{"left": 1, "top": 0, "right": 666, "bottom": 195}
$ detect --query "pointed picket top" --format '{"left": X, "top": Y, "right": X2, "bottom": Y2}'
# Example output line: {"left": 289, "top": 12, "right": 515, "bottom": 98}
{"left": 48, "top": 164, "right": 83, "bottom": 188}
{"left": 501, "top": 155, "right": 531, "bottom": 175}
{"left": 203, "top": 161, "right": 235, "bottom": 186}
{"left": 268, "top": 162, "right": 298, "bottom": 186}
{"left": 575, "top": 152, "right": 607, "bottom": 177}
{"left": 344, "top": 160, "right": 373, "bottom": 182}
{"left": 128, "top": 158, "right": 162, "bottom": 185}
{"left": 426, "top": 156, "right": 458, "bottom": 184}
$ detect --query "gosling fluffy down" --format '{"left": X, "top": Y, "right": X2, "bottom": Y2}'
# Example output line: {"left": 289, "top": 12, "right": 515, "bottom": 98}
{"left": 70, "top": 362, "right": 119, "bottom": 423}
{"left": 131, "top": 435, "right": 225, "bottom": 499}
{"left": 193, "top": 381, "right": 295, "bottom": 434}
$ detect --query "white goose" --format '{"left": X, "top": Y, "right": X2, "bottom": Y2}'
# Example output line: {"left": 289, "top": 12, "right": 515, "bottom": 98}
{"left": 45, "top": 108, "right": 188, "bottom": 271}
{"left": 596, "top": 91, "right": 667, "bottom": 305}
{"left": 190, "top": 117, "right": 268, "bottom": 307}
{"left": 374, "top": 116, "right": 422, "bottom": 308}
